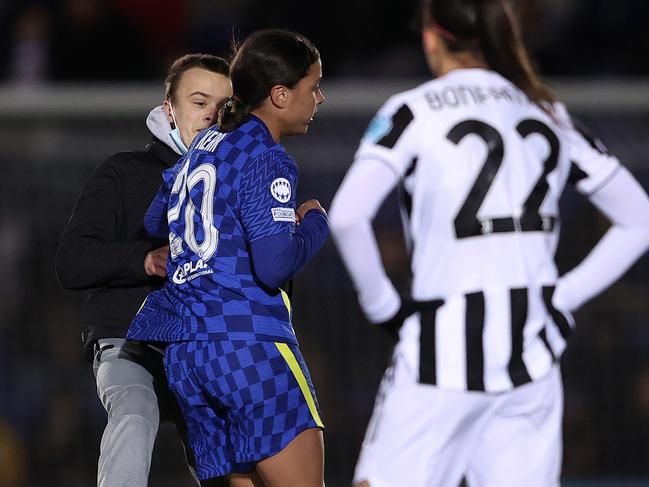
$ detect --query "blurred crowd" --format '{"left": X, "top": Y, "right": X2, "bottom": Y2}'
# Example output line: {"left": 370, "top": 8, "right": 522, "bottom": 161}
{"left": 0, "top": 0, "right": 648, "bottom": 85}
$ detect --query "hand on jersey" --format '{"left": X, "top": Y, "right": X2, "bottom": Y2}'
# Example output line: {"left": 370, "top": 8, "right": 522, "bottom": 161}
{"left": 375, "top": 296, "right": 417, "bottom": 338}
{"left": 144, "top": 245, "right": 169, "bottom": 277}
{"left": 296, "top": 199, "right": 326, "bottom": 225}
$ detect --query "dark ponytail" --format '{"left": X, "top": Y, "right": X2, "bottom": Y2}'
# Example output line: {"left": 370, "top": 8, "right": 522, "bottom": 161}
{"left": 218, "top": 96, "right": 252, "bottom": 132}
{"left": 424, "top": 0, "right": 555, "bottom": 110}
{"left": 478, "top": 0, "right": 555, "bottom": 108}
{"left": 218, "top": 29, "right": 320, "bottom": 132}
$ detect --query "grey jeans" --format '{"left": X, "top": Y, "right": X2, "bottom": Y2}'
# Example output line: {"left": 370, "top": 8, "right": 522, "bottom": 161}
{"left": 92, "top": 338, "right": 198, "bottom": 487}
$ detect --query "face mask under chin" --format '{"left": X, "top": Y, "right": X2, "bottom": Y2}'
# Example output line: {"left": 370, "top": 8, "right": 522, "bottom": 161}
{"left": 170, "top": 127, "right": 188, "bottom": 154}
{"left": 168, "top": 103, "right": 189, "bottom": 155}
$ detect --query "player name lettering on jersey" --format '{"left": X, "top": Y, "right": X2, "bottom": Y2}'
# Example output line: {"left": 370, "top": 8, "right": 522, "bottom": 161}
{"left": 424, "top": 84, "right": 528, "bottom": 112}
{"left": 172, "top": 259, "right": 213, "bottom": 285}
{"left": 196, "top": 130, "right": 227, "bottom": 152}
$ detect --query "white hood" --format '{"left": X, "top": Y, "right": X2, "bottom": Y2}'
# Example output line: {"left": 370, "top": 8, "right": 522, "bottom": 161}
{"left": 146, "top": 105, "right": 183, "bottom": 155}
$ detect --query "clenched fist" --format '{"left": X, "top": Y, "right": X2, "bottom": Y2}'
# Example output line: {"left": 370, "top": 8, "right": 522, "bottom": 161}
{"left": 296, "top": 199, "right": 326, "bottom": 225}
{"left": 144, "top": 245, "right": 169, "bottom": 277}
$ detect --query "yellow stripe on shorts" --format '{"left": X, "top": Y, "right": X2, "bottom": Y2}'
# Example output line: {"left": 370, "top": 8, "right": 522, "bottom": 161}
{"left": 280, "top": 289, "right": 292, "bottom": 316}
{"left": 274, "top": 342, "right": 324, "bottom": 428}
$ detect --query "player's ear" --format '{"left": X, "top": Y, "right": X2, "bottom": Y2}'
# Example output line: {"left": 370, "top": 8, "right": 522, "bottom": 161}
{"left": 422, "top": 26, "right": 444, "bottom": 75}
{"left": 162, "top": 100, "right": 174, "bottom": 124}
{"left": 269, "top": 85, "right": 290, "bottom": 109}
{"left": 422, "top": 26, "right": 439, "bottom": 55}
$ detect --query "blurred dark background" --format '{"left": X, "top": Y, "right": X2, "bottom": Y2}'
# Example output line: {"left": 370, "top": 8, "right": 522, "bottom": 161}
{"left": 0, "top": 0, "right": 648, "bottom": 84}
{"left": 0, "top": 0, "right": 649, "bottom": 486}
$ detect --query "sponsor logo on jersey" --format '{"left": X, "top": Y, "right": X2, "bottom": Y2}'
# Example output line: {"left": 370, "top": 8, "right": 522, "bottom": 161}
{"left": 271, "top": 207, "right": 296, "bottom": 222}
{"left": 169, "top": 232, "right": 184, "bottom": 260}
{"left": 270, "top": 178, "right": 291, "bottom": 203}
{"left": 172, "top": 259, "right": 213, "bottom": 284}
{"left": 362, "top": 115, "right": 392, "bottom": 143}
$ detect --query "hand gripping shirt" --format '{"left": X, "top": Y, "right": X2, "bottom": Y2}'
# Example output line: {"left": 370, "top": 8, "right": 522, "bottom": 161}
{"left": 128, "top": 116, "right": 301, "bottom": 344}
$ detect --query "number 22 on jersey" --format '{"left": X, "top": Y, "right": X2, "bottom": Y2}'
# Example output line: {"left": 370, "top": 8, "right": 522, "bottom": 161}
{"left": 448, "top": 118, "right": 560, "bottom": 239}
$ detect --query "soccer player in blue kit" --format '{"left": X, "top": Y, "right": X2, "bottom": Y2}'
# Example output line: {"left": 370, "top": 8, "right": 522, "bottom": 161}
{"left": 127, "top": 29, "right": 328, "bottom": 487}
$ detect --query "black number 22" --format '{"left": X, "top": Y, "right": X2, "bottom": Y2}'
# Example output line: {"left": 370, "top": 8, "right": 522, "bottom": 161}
{"left": 447, "top": 119, "right": 559, "bottom": 239}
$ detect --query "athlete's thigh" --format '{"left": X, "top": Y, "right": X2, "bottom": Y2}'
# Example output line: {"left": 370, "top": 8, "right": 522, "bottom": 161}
{"left": 354, "top": 344, "right": 491, "bottom": 487}
{"left": 255, "top": 428, "right": 323, "bottom": 487}
{"left": 228, "top": 472, "right": 264, "bottom": 487}
{"left": 466, "top": 366, "right": 563, "bottom": 487}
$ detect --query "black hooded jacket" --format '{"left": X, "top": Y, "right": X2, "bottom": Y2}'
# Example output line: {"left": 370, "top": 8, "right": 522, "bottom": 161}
{"left": 56, "top": 137, "right": 180, "bottom": 357}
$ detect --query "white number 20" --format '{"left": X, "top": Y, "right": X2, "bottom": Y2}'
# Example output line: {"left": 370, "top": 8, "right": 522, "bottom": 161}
{"left": 167, "top": 160, "right": 219, "bottom": 260}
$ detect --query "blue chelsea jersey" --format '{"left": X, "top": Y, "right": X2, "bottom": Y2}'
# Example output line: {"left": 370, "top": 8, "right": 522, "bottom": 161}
{"left": 128, "top": 115, "right": 299, "bottom": 344}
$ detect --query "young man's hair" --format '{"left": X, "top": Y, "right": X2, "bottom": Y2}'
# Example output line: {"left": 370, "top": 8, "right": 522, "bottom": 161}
{"left": 164, "top": 54, "right": 229, "bottom": 101}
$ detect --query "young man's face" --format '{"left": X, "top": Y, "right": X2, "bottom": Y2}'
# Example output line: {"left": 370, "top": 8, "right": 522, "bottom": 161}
{"left": 164, "top": 67, "right": 232, "bottom": 147}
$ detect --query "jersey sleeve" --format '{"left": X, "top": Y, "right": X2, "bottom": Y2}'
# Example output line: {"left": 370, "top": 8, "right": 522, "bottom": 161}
{"left": 354, "top": 95, "right": 418, "bottom": 177}
{"left": 144, "top": 185, "right": 169, "bottom": 239}
{"left": 329, "top": 159, "right": 402, "bottom": 322}
{"left": 557, "top": 103, "right": 621, "bottom": 195}
{"left": 240, "top": 148, "right": 297, "bottom": 242}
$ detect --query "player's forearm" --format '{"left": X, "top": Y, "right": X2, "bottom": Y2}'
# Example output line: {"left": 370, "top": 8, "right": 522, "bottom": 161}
{"left": 329, "top": 156, "right": 401, "bottom": 322}
{"left": 331, "top": 219, "right": 400, "bottom": 323}
{"left": 554, "top": 167, "right": 649, "bottom": 311}
{"left": 250, "top": 210, "right": 329, "bottom": 289}
{"left": 554, "top": 226, "right": 649, "bottom": 311}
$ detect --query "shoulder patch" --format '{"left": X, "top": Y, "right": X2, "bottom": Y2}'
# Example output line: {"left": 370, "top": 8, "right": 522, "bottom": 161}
{"left": 376, "top": 104, "right": 414, "bottom": 149}
{"left": 362, "top": 115, "right": 393, "bottom": 144}
{"left": 270, "top": 177, "right": 291, "bottom": 203}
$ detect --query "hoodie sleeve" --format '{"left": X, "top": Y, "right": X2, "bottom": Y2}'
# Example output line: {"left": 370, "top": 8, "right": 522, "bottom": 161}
{"left": 55, "top": 157, "right": 157, "bottom": 290}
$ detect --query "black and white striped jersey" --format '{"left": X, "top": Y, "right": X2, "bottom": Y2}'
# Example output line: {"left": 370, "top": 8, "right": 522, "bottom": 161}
{"left": 331, "top": 68, "right": 626, "bottom": 392}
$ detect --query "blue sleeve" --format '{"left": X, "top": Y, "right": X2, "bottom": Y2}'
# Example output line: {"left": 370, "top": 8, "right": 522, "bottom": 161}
{"left": 250, "top": 210, "right": 329, "bottom": 289}
{"left": 144, "top": 185, "right": 169, "bottom": 239}
{"left": 144, "top": 161, "right": 183, "bottom": 239}
{"left": 240, "top": 149, "right": 297, "bottom": 242}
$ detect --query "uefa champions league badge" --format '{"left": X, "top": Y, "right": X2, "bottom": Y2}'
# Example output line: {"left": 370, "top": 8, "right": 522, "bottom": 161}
{"left": 362, "top": 115, "right": 392, "bottom": 143}
{"left": 270, "top": 178, "right": 291, "bottom": 203}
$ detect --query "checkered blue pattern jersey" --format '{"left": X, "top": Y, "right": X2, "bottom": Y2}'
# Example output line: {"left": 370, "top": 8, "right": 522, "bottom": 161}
{"left": 128, "top": 115, "right": 299, "bottom": 344}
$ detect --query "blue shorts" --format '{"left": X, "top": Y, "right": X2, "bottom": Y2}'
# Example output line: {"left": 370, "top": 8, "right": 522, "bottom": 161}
{"left": 164, "top": 340, "right": 324, "bottom": 480}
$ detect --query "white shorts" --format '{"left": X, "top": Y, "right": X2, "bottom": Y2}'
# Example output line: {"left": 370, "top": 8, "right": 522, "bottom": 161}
{"left": 353, "top": 333, "right": 563, "bottom": 487}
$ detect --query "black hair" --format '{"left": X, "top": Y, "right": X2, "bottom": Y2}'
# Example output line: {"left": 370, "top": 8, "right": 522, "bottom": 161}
{"left": 218, "top": 29, "right": 320, "bottom": 132}
{"left": 165, "top": 54, "right": 229, "bottom": 101}
{"left": 422, "top": 0, "right": 555, "bottom": 109}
